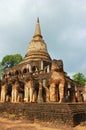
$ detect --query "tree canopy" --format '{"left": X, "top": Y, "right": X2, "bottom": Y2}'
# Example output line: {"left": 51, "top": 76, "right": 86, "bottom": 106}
{"left": 0, "top": 62, "right": 3, "bottom": 78}
{"left": 72, "top": 72, "right": 86, "bottom": 85}
{"left": 0, "top": 54, "right": 23, "bottom": 79}
{"left": 0, "top": 62, "right": 6, "bottom": 78}
{"left": 1, "top": 54, "right": 23, "bottom": 69}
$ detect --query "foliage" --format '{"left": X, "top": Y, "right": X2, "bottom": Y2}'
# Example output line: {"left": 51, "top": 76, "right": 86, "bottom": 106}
{"left": 1, "top": 54, "right": 22, "bottom": 69}
{"left": 0, "top": 54, "right": 22, "bottom": 79}
{"left": 0, "top": 62, "right": 4, "bottom": 79}
{"left": 73, "top": 72, "right": 86, "bottom": 85}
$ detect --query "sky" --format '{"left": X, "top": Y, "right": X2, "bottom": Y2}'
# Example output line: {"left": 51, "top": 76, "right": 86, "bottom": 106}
{"left": 0, "top": 0, "right": 86, "bottom": 78}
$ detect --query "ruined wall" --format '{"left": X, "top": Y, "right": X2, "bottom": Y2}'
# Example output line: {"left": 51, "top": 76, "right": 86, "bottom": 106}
{"left": 0, "top": 103, "right": 86, "bottom": 126}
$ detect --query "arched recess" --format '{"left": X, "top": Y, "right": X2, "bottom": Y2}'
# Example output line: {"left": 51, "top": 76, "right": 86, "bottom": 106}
{"left": 15, "top": 70, "right": 19, "bottom": 75}
{"left": 32, "top": 66, "right": 39, "bottom": 73}
{"left": 23, "top": 68, "right": 27, "bottom": 74}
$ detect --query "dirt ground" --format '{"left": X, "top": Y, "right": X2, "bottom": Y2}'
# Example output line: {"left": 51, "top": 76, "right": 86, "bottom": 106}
{"left": 0, "top": 117, "right": 86, "bottom": 130}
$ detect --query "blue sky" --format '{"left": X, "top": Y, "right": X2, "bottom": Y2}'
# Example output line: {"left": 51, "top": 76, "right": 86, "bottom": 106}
{"left": 0, "top": 0, "right": 86, "bottom": 77}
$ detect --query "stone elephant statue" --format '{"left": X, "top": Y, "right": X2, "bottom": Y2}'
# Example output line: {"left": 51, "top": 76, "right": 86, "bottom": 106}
{"left": 11, "top": 78, "right": 20, "bottom": 103}
{"left": 11, "top": 78, "right": 24, "bottom": 103}
{"left": 24, "top": 75, "right": 39, "bottom": 103}
{"left": 49, "top": 59, "right": 65, "bottom": 103}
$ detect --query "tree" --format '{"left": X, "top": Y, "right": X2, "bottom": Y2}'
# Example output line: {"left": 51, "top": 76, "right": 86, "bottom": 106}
{"left": 0, "top": 62, "right": 5, "bottom": 79}
{"left": 13, "top": 54, "right": 23, "bottom": 66}
{"left": 73, "top": 72, "right": 86, "bottom": 85}
{"left": 1, "top": 54, "right": 23, "bottom": 69}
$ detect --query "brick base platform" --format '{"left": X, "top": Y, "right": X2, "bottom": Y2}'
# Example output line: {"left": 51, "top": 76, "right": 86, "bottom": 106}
{"left": 0, "top": 102, "right": 86, "bottom": 126}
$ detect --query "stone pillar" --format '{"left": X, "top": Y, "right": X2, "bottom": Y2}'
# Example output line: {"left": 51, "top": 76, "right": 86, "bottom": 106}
{"left": 59, "top": 83, "right": 64, "bottom": 103}
{"left": 33, "top": 90, "right": 37, "bottom": 102}
{"left": 24, "top": 84, "right": 30, "bottom": 102}
{"left": 47, "top": 65, "right": 50, "bottom": 73}
{"left": 50, "top": 83, "right": 57, "bottom": 102}
{"left": 29, "top": 64, "right": 32, "bottom": 73}
{"left": 41, "top": 61, "right": 43, "bottom": 70}
{"left": 14, "top": 89, "right": 18, "bottom": 102}
{"left": 43, "top": 79, "right": 50, "bottom": 102}
{"left": 37, "top": 80, "right": 43, "bottom": 103}
{"left": 30, "top": 87, "right": 34, "bottom": 102}
{"left": 1, "top": 83, "right": 7, "bottom": 102}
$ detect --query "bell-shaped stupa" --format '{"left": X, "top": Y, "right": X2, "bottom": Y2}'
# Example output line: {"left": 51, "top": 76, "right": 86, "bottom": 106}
{"left": 23, "top": 17, "right": 51, "bottom": 63}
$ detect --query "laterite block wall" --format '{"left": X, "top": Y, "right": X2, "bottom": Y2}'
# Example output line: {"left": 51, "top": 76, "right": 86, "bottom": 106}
{"left": 0, "top": 103, "right": 86, "bottom": 126}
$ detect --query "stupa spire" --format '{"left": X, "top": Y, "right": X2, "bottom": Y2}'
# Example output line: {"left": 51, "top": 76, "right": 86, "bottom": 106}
{"left": 21, "top": 18, "right": 51, "bottom": 62}
{"left": 33, "top": 17, "right": 42, "bottom": 38}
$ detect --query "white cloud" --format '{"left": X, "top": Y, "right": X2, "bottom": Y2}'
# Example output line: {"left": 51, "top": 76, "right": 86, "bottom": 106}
{"left": 0, "top": 0, "right": 24, "bottom": 26}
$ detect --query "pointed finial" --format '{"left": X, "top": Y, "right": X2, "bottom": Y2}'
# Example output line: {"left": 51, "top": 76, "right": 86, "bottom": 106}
{"left": 37, "top": 17, "right": 39, "bottom": 23}
{"left": 33, "top": 17, "right": 42, "bottom": 38}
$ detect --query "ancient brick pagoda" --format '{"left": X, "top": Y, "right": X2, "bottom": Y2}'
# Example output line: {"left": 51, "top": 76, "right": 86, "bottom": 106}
{"left": 1, "top": 18, "right": 84, "bottom": 103}
{"left": 4, "top": 18, "right": 51, "bottom": 79}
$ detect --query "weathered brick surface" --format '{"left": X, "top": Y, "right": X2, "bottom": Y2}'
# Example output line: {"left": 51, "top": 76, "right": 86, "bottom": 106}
{"left": 0, "top": 103, "right": 86, "bottom": 126}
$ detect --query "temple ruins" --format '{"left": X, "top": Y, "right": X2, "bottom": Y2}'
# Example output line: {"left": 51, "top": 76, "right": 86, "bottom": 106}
{"left": 0, "top": 18, "right": 84, "bottom": 103}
